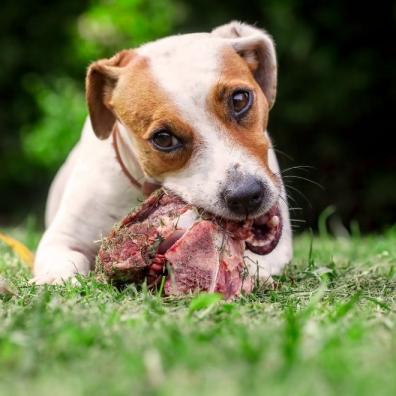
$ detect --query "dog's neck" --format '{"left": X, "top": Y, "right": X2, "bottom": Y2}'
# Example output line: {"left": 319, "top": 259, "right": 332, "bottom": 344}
{"left": 112, "top": 123, "right": 161, "bottom": 196}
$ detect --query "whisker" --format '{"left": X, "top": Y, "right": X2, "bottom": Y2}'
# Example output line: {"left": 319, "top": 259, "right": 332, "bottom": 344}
{"left": 291, "top": 225, "right": 302, "bottom": 230}
{"left": 285, "top": 193, "right": 299, "bottom": 206}
{"left": 285, "top": 184, "right": 313, "bottom": 208}
{"left": 280, "top": 194, "right": 299, "bottom": 209}
{"left": 278, "top": 194, "right": 288, "bottom": 205}
{"left": 283, "top": 175, "right": 324, "bottom": 190}
{"left": 270, "top": 147, "right": 295, "bottom": 161}
{"left": 281, "top": 165, "right": 314, "bottom": 174}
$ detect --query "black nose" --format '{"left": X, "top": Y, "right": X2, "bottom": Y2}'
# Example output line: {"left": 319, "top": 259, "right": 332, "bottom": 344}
{"left": 222, "top": 176, "right": 265, "bottom": 215}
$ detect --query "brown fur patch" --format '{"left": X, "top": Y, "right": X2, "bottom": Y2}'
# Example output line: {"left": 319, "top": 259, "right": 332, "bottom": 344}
{"left": 103, "top": 54, "right": 196, "bottom": 179}
{"left": 207, "top": 47, "right": 277, "bottom": 183}
{"left": 86, "top": 50, "right": 135, "bottom": 139}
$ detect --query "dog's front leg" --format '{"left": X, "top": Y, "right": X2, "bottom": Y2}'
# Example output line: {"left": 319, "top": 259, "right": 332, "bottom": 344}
{"left": 33, "top": 130, "right": 142, "bottom": 285}
{"left": 33, "top": 175, "right": 140, "bottom": 284}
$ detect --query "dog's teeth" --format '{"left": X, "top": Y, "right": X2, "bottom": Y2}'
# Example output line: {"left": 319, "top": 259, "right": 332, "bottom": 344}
{"left": 255, "top": 214, "right": 269, "bottom": 225}
{"left": 268, "top": 215, "right": 279, "bottom": 228}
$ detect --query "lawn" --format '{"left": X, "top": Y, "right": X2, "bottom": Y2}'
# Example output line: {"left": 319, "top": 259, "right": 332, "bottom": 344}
{"left": 0, "top": 227, "right": 395, "bottom": 396}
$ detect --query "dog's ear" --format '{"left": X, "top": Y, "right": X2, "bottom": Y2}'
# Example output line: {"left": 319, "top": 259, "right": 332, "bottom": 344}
{"left": 212, "top": 21, "right": 277, "bottom": 109}
{"left": 86, "top": 50, "right": 134, "bottom": 139}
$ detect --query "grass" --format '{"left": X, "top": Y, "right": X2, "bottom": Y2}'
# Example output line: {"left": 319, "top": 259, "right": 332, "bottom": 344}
{"left": 0, "top": 226, "right": 395, "bottom": 396}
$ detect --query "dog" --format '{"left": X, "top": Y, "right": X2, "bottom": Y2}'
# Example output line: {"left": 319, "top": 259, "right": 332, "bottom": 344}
{"left": 32, "top": 21, "right": 293, "bottom": 285}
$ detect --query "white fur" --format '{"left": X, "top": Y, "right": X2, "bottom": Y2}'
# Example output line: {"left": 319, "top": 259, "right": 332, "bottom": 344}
{"left": 138, "top": 33, "right": 278, "bottom": 218}
{"left": 33, "top": 119, "right": 143, "bottom": 284}
{"left": 33, "top": 22, "right": 292, "bottom": 285}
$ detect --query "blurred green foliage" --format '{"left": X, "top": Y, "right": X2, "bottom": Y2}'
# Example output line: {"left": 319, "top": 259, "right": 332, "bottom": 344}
{"left": 22, "top": 77, "right": 86, "bottom": 169}
{"left": 0, "top": 0, "right": 395, "bottom": 231}
{"left": 20, "top": 0, "right": 182, "bottom": 172}
{"left": 73, "top": 0, "right": 181, "bottom": 61}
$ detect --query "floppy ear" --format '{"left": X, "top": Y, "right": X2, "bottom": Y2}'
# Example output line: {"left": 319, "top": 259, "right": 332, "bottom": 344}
{"left": 212, "top": 21, "right": 277, "bottom": 109}
{"left": 86, "top": 50, "right": 134, "bottom": 139}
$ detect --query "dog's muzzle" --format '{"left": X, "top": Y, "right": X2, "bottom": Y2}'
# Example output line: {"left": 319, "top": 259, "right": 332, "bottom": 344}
{"left": 221, "top": 174, "right": 269, "bottom": 216}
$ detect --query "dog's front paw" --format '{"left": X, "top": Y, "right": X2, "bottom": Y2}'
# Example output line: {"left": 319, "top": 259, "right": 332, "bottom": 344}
{"left": 30, "top": 272, "right": 81, "bottom": 286}
{"left": 32, "top": 248, "right": 91, "bottom": 285}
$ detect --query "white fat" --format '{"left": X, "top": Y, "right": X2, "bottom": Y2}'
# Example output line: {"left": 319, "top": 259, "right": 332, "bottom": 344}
{"left": 173, "top": 209, "right": 198, "bottom": 230}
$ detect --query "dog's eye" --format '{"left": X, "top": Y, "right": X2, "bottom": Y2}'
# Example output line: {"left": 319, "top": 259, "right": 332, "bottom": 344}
{"left": 230, "top": 90, "right": 252, "bottom": 120}
{"left": 151, "top": 130, "right": 182, "bottom": 152}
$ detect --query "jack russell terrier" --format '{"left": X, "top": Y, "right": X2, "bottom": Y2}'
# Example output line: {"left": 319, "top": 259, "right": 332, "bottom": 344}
{"left": 33, "top": 21, "right": 293, "bottom": 285}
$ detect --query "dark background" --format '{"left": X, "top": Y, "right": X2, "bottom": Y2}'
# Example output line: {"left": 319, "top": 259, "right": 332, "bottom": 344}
{"left": 1, "top": 0, "right": 395, "bottom": 233}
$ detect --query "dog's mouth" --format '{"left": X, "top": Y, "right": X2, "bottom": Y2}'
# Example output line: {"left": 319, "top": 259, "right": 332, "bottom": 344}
{"left": 245, "top": 204, "right": 282, "bottom": 255}
{"left": 222, "top": 203, "right": 282, "bottom": 256}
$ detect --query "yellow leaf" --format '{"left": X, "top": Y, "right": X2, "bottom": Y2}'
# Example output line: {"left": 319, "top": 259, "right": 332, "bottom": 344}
{"left": 0, "top": 232, "right": 34, "bottom": 268}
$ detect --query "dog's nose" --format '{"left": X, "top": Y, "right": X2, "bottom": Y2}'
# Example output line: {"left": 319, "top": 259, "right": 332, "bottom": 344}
{"left": 222, "top": 176, "right": 265, "bottom": 215}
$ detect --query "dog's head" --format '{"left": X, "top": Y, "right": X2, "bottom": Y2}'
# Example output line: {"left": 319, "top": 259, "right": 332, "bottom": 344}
{"left": 86, "top": 21, "right": 281, "bottom": 220}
